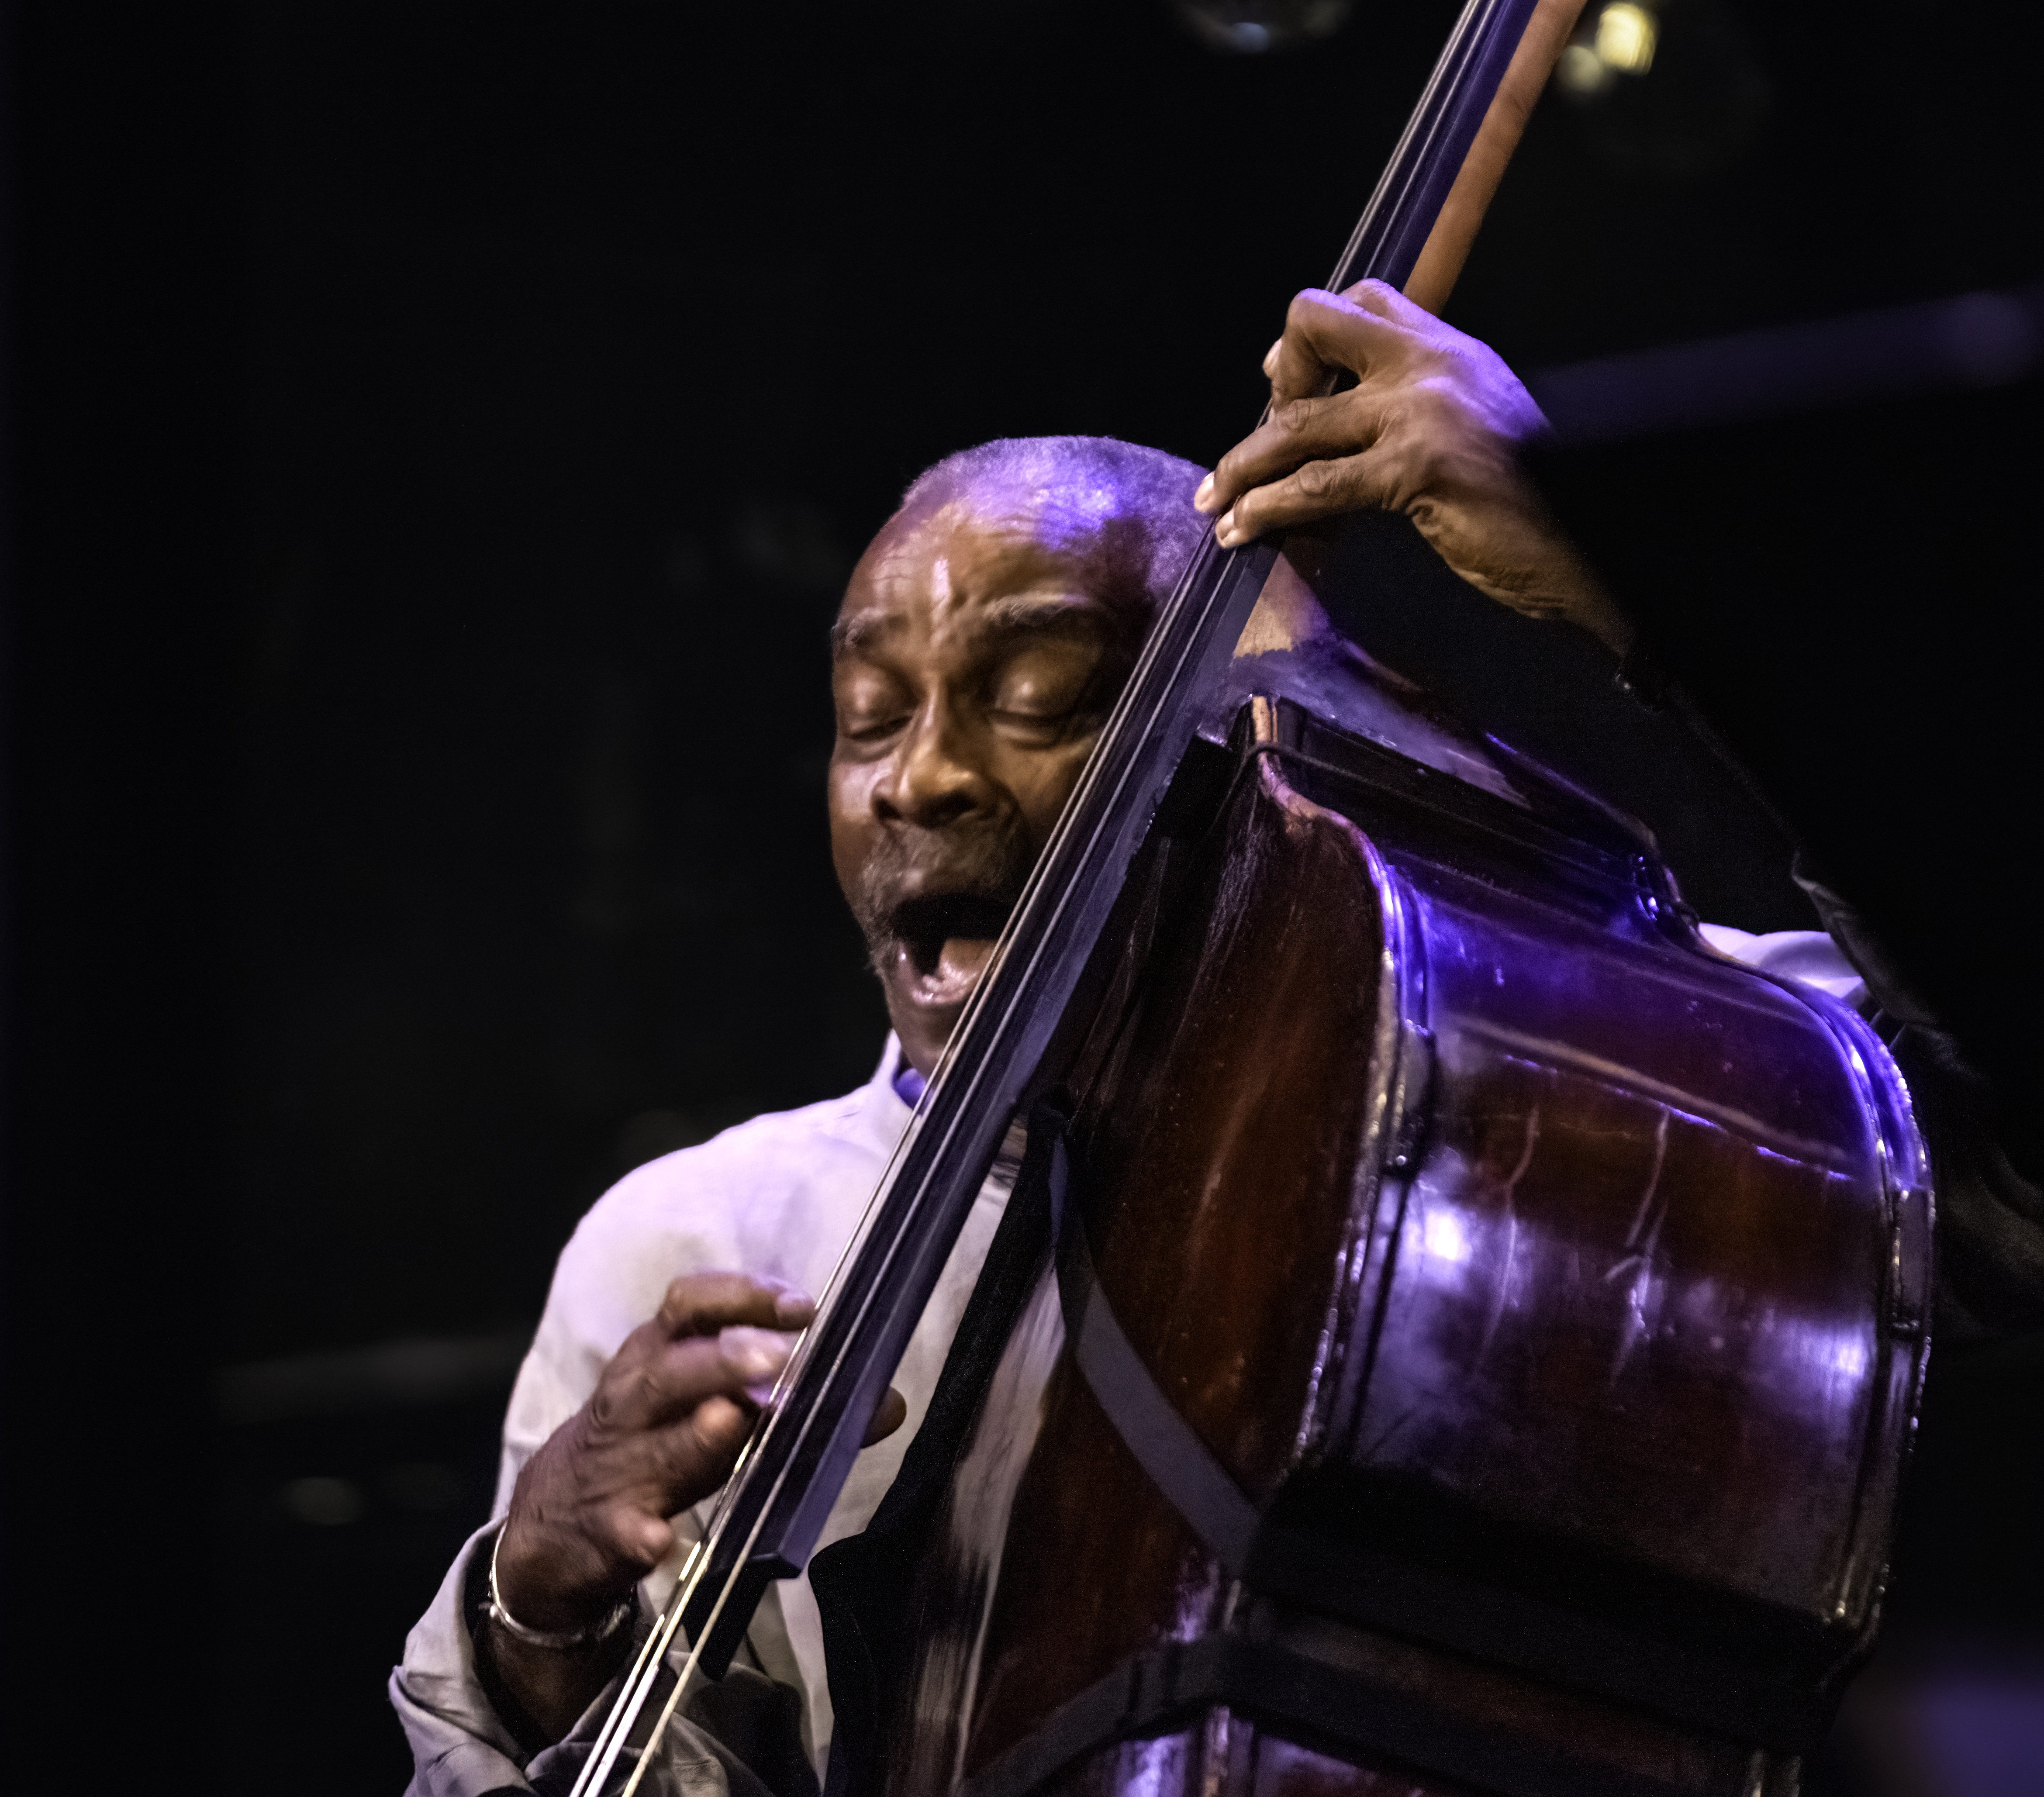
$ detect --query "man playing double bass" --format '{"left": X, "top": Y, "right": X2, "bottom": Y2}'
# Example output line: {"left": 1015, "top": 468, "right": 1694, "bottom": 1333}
{"left": 392, "top": 283, "right": 2041, "bottom": 1797}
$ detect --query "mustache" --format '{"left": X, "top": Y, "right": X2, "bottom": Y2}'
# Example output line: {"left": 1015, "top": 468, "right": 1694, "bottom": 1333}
{"left": 853, "top": 818, "right": 1037, "bottom": 975}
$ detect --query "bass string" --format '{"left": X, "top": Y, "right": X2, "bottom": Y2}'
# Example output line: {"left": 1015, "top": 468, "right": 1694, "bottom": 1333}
{"left": 570, "top": 1539, "right": 703, "bottom": 1793}
{"left": 573, "top": 3, "right": 1542, "bottom": 1782}
{"left": 568, "top": 538, "right": 1236, "bottom": 1796}
{"left": 614, "top": 1525, "right": 758, "bottom": 1797}
{"left": 577, "top": 528, "right": 1246, "bottom": 1796}
{"left": 605, "top": 500, "right": 1275, "bottom": 1785}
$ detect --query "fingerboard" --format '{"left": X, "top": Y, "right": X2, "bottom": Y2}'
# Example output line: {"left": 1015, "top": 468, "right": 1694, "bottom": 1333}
{"left": 572, "top": 4, "right": 1544, "bottom": 1788}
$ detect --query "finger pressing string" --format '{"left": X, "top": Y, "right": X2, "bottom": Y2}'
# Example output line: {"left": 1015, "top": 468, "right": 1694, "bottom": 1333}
{"left": 1199, "top": 390, "right": 1388, "bottom": 524}
{"left": 1271, "top": 288, "right": 1410, "bottom": 400}
{"left": 719, "top": 1324, "right": 797, "bottom": 1404}
{"left": 656, "top": 1271, "right": 812, "bottom": 1338}
{"left": 591, "top": 1326, "right": 793, "bottom": 1434}
{"left": 1336, "top": 276, "right": 1426, "bottom": 321}
{"left": 1217, "top": 448, "right": 1396, "bottom": 547}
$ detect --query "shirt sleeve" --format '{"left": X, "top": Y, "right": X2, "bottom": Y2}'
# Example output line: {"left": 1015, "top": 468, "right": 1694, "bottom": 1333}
{"left": 1694, "top": 922, "right": 1868, "bottom": 1007}
{"left": 390, "top": 1521, "right": 531, "bottom": 1794}
{"left": 389, "top": 1517, "right": 807, "bottom": 1797}
{"left": 1700, "top": 915, "right": 2044, "bottom": 1345}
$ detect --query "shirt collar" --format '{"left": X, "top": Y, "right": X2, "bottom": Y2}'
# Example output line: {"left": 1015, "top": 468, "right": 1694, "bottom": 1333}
{"left": 872, "top": 1033, "right": 918, "bottom": 1116}
{"left": 867, "top": 1032, "right": 1029, "bottom": 1176}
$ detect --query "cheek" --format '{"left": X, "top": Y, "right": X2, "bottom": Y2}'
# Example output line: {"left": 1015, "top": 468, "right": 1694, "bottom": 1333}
{"left": 827, "top": 762, "right": 874, "bottom": 893}
{"left": 1007, "top": 740, "right": 1097, "bottom": 849}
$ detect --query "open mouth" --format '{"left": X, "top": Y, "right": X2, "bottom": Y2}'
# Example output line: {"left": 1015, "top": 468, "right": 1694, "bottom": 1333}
{"left": 885, "top": 892, "right": 1013, "bottom": 1009}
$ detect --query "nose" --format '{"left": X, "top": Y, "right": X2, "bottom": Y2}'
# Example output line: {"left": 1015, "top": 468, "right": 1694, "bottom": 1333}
{"left": 874, "top": 694, "right": 996, "bottom": 829}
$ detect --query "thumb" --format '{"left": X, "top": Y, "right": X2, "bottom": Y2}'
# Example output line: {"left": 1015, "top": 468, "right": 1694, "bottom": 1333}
{"left": 862, "top": 1386, "right": 908, "bottom": 1447}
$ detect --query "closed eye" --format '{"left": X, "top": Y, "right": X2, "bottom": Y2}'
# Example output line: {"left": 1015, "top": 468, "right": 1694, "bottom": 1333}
{"left": 833, "top": 662, "right": 917, "bottom": 746}
{"left": 984, "top": 640, "right": 1106, "bottom": 734}
{"left": 988, "top": 631, "right": 1134, "bottom": 742}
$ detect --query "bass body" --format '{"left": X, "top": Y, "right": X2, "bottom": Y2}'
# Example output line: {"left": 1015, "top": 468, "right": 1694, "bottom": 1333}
{"left": 843, "top": 620, "right": 1930, "bottom": 1797}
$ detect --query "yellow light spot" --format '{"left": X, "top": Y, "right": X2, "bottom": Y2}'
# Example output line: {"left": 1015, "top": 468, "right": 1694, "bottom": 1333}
{"left": 1555, "top": 42, "right": 1608, "bottom": 94}
{"left": 1595, "top": 2, "right": 1658, "bottom": 75}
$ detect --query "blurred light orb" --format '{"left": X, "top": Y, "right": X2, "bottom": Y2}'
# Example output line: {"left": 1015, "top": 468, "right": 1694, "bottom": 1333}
{"left": 1595, "top": 3, "right": 1658, "bottom": 74}
{"left": 1556, "top": 43, "right": 1609, "bottom": 94}
{"left": 1552, "top": 0, "right": 1766, "bottom": 179}
{"left": 1557, "top": 2, "right": 1659, "bottom": 93}
{"left": 1172, "top": 0, "right": 1353, "bottom": 55}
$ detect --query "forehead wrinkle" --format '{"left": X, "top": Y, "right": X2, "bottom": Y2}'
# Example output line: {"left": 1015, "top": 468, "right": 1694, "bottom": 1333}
{"left": 955, "top": 493, "right": 1160, "bottom": 635}
{"left": 969, "top": 592, "right": 1115, "bottom": 642}
{"left": 830, "top": 531, "right": 940, "bottom": 663}
{"left": 833, "top": 485, "right": 1151, "bottom": 660}
{"left": 831, "top": 591, "right": 1108, "bottom": 663}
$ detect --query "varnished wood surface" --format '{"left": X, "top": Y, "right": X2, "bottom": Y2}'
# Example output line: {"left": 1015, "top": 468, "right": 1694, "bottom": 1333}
{"left": 970, "top": 750, "right": 1389, "bottom": 1771}
{"left": 1404, "top": 0, "right": 1588, "bottom": 315}
{"left": 874, "top": 695, "right": 1922, "bottom": 1797}
{"left": 884, "top": 749, "right": 1389, "bottom": 1795}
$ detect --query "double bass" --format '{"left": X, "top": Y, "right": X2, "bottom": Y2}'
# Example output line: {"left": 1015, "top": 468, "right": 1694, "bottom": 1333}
{"left": 568, "top": 6, "right": 1933, "bottom": 1795}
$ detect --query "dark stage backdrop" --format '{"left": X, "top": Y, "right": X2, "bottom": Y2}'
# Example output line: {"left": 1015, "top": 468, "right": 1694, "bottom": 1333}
{"left": 4, "top": 2, "right": 2037, "bottom": 1789}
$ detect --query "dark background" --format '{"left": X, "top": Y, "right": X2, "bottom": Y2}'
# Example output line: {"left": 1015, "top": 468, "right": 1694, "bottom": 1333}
{"left": 3, "top": 2, "right": 2037, "bottom": 1790}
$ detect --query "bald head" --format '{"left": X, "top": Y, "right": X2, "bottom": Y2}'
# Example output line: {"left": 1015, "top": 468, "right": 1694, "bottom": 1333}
{"left": 891, "top": 434, "right": 1206, "bottom": 621}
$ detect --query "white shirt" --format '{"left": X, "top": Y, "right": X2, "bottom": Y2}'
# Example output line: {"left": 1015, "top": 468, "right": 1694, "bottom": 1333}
{"left": 391, "top": 1036, "right": 1019, "bottom": 1795}
{"left": 391, "top": 929, "right": 1857, "bottom": 1794}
